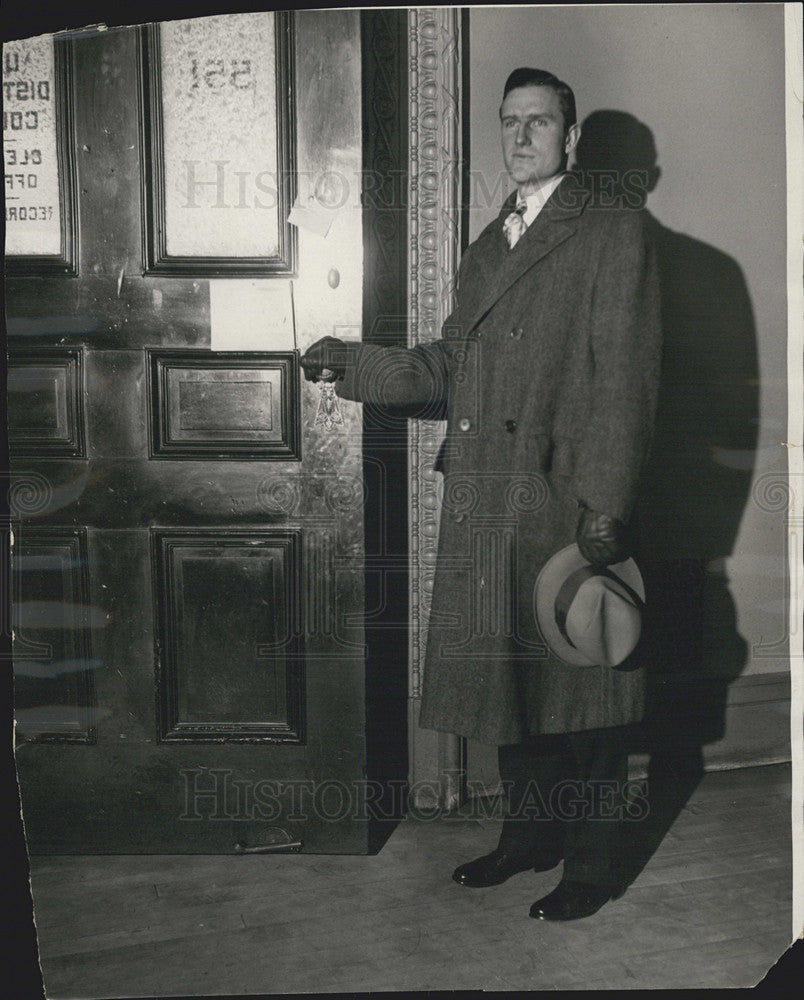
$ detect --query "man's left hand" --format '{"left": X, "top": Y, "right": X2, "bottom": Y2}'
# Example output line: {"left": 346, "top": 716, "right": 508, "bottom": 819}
{"left": 576, "top": 505, "right": 631, "bottom": 567}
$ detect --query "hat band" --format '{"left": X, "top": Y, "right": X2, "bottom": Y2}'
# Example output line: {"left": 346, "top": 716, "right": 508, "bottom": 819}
{"left": 554, "top": 565, "right": 646, "bottom": 649}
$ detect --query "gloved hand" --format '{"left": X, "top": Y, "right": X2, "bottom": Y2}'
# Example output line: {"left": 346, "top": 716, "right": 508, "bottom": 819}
{"left": 300, "top": 336, "right": 347, "bottom": 383}
{"left": 576, "top": 504, "right": 631, "bottom": 567}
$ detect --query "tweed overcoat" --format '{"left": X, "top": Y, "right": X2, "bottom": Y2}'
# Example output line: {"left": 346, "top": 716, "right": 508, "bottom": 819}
{"left": 337, "top": 174, "right": 663, "bottom": 744}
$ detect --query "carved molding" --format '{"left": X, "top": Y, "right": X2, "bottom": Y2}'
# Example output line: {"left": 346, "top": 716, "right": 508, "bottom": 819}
{"left": 147, "top": 350, "right": 301, "bottom": 460}
{"left": 7, "top": 348, "right": 86, "bottom": 457}
{"left": 152, "top": 528, "right": 305, "bottom": 743}
{"left": 12, "top": 525, "right": 95, "bottom": 744}
{"left": 408, "top": 9, "right": 462, "bottom": 700}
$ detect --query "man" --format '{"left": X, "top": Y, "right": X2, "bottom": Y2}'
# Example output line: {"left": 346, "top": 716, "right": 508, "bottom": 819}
{"left": 302, "top": 68, "right": 662, "bottom": 921}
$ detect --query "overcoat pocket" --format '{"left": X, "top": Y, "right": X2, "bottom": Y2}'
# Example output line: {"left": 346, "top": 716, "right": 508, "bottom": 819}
{"left": 550, "top": 436, "right": 580, "bottom": 478}
{"left": 526, "top": 435, "right": 581, "bottom": 510}
{"left": 526, "top": 434, "right": 580, "bottom": 476}
{"left": 526, "top": 432, "right": 553, "bottom": 470}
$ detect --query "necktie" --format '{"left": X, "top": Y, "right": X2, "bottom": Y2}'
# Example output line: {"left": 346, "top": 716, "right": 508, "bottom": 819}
{"left": 503, "top": 201, "right": 527, "bottom": 249}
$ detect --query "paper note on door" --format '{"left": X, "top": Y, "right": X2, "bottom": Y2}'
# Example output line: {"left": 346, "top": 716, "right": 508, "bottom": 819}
{"left": 209, "top": 279, "right": 295, "bottom": 351}
{"left": 288, "top": 195, "right": 337, "bottom": 238}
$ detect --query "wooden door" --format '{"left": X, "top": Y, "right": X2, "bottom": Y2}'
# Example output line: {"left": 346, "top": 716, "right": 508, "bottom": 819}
{"left": 7, "top": 9, "right": 409, "bottom": 853}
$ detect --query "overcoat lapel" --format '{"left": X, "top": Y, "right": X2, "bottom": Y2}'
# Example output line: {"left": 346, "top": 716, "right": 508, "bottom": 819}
{"left": 462, "top": 174, "right": 591, "bottom": 336}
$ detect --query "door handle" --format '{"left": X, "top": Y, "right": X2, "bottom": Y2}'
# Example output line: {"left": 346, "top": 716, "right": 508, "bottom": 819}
{"left": 234, "top": 829, "right": 303, "bottom": 854}
{"left": 313, "top": 377, "right": 344, "bottom": 430}
{"left": 234, "top": 841, "right": 303, "bottom": 854}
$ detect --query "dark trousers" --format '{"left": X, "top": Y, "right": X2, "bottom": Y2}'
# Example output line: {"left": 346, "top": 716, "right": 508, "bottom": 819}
{"left": 496, "top": 727, "right": 628, "bottom": 892}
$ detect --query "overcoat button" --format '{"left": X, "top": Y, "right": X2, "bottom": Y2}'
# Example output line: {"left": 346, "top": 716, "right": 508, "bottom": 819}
{"left": 458, "top": 418, "right": 471, "bottom": 432}
{"left": 510, "top": 327, "right": 524, "bottom": 339}
{"left": 505, "top": 419, "right": 516, "bottom": 433}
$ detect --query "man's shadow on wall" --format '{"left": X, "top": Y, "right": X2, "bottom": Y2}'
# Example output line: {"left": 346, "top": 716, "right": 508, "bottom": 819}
{"left": 573, "top": 110, "right": 758, "bottom": 892}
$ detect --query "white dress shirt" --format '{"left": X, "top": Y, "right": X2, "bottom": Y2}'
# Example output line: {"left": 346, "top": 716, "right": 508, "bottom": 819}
{"left": 516, "top": 171, "right": 567, "bottom": 225}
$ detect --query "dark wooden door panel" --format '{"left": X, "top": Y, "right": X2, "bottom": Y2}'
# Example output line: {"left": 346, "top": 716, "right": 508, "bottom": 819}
{"left": 153, "top": 528, "right": 304, "bottom": 741}
{"left": 9, "top": 9, "right": 408, "bottom": 854}
{"left": 12, "top": 526, "right": 95, "bottom": 743}
{"left": 14, "top": 523, "right": 371, "bottom": 853}
{"left": 148, "top": 351, "right": 300, "bottom": 460}
{"left": 7, "top": 350, "right": 85, "bottom": 457}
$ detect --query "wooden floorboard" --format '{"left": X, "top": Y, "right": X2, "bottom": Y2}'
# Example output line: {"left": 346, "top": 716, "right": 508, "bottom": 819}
{"left": 28, "top": 762, "right": 794, "bottom": 995}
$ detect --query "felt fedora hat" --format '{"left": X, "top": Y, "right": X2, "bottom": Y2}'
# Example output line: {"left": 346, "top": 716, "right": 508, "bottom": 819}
{"left": 533, "top": 544, "right": 645, "bottom": 668}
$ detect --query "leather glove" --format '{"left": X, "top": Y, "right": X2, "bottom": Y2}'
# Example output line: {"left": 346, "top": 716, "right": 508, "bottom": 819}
{"left": 576, "top": 504, "right": 631, "bottom": 567}
{"left": 300, "top": 336, "right": 347, "bottom": 383}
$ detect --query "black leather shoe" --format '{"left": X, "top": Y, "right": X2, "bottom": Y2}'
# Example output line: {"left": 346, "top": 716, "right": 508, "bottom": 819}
{"left": 529, "top": 880, "right": 612, "bottom": 921}
{"left": 453, "top": 849, "right": 543, "bottom": 888}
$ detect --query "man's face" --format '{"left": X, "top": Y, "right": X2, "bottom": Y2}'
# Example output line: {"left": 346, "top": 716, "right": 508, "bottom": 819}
{"left": 500, "top": 85, "right": 580, "bottom": 192}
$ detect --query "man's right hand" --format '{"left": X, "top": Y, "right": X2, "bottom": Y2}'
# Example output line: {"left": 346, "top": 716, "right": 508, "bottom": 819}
{"left": 300, "top": 336, "right": 347, "bottom": 383}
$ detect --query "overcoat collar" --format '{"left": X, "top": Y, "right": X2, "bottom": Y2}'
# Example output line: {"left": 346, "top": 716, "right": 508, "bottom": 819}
{"left": 462, "top": 172, "right": 591, "bottom": 336}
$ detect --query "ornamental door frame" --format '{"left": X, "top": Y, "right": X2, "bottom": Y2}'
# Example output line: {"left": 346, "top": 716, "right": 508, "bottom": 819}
{"left": 407, "top": 8, "right": 465, "bottom": 810}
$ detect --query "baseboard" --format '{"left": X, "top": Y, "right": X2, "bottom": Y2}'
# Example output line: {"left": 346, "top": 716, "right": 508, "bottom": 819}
{"left": 456, "top": 670, "right": 791, "bottom": 798}
{"left": 630, "top": 669, "right": 791, "bottom": 777}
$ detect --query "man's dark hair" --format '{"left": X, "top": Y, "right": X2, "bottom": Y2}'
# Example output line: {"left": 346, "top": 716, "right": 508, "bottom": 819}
{"left": 502, "top": 68, "right": 577, "bottom": 132}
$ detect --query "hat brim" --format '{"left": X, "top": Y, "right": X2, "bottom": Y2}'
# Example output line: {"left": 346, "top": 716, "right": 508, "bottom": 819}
{"left": 533, "top": 544, "right": 646, "bottom": 667}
